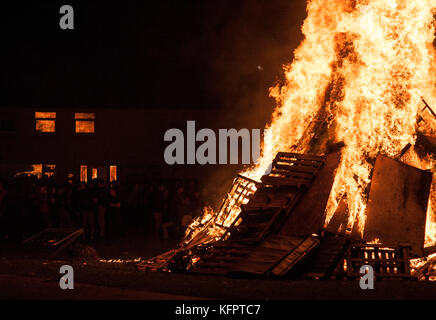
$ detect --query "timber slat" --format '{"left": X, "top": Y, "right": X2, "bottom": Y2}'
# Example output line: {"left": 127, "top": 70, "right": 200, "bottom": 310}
{"left": 269, "top": 169, "right": 314, "bottom": 179}
{"left": 273, "top": 163, "right": 320, "bottom": 173}
{"left": 303, "top": 236, "right": 349, "bottom": 279}
{"left": 183, "top": 152, "right": 326, "bottom": 277}
{"left": 273, "top": 162, "right": 320, "bottom": 169}
{"left": 271, "top": 236, "right": 320, "bottom": 276}
{"left": 276, "top": 152, "right": 324, "bottom": 161}
{"left": 261, "top": 176, "right": 311, "bottom": 187}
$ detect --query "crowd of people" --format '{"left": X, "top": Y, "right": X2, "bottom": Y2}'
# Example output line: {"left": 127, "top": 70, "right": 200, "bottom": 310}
{"left": 0, "top": 176, "right": 206, "bottom": 244}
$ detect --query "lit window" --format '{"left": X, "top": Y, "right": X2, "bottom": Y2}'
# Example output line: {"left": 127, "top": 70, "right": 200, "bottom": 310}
{"left": 75, "top": 113, "right": 95, "bottom": 133}
{"left": 92, "top": 168, "right": 98, "bottom": 180}
{"left": 14, "top": 164, "right": 56, "bottom": 179}
{"left": 80, "top": 165, "right": 88, "bottom": 182}
{"left": 44, "top": 165, "right": 56, "bottom": 178}
{"left": 35, "top": 112, "right": 56, "bottom": 132}
{"left": 110, "top": 165, "right": 117, "bottom": 182}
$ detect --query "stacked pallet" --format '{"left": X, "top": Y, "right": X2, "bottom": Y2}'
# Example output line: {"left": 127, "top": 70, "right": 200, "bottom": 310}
{"left": 190, "top": 153, "right": 326, "bottom": 276}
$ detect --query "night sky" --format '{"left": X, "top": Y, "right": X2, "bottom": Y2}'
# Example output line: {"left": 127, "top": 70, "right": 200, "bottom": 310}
{"left": 0, "top": 0, "right": 306, "bottom": 117}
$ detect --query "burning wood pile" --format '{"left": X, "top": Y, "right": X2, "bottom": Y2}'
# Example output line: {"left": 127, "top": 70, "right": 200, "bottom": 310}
{"left": 139, "top": 148, "right": 436, "bottom": 280}
{"left": 139, "top": 0, "right": 436, "bottom": 280}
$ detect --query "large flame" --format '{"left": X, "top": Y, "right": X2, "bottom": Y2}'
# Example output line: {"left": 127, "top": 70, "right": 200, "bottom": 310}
{"left": 185, "top": 0, "right": 436, "bottom": 247}
{"left": 246, "top": 0, "right": 436, "bottom": 240}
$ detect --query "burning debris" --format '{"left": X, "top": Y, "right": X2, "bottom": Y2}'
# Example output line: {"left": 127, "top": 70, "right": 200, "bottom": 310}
{"left": 411, "top": 253, "right": 436, "bottom": 281}
{"left": 139, "top": 0, "right": 436, "bottom": 280}
{"left": 139, "top": 149, "right": 435, "bottom": 280}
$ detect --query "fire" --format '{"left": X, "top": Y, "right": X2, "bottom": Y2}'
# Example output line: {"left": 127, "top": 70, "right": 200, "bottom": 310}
{"left": 99, "top": 258, "right": 142, "bottom": 264}
{"left": 184, "top": 0, "right": 436, "bottom": 247}
{"left": 246, "top": 0, "right": 436, "bottom": 239}
{"left": 401, "top": 148, "right": 436, "bottom": 246}
{"left": 183, "top": 178, "right": 257, "bottom": 246}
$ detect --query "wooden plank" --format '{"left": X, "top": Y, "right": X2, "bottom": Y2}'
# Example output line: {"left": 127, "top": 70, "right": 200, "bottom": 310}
{"left": 192, "top": 245, "right": 290, "bottom": 276}
{"left": 270, "top": 236, "right": 320, "bottom": 276}
{"left": 241, "top": 210, "right": 276, "bottom": 219}
{"left": 51, "top": 229, "right": 84, "bottom": 257}
{"left": 274, "top": 158, "right": 323, "bottom": 167}
{"left": 228, "top": 248, "right": 290, "bottom": 275}
{"left": 363, "top": 156, "right": 432, "bottom": 256}
{"left": 273, "top": 163, "right": 320, "bottom": 173}
{"left": 279, "top": 152, "right": 341, "bottom": 237}
{"left": 276, "top": 152, "right": 324, "bottom": 161}
{"left": 304, "top": 236, "right": 349, "bottom": 278}
{"left": 424, "top": 245, "right": 436, "bottom": 255}
{"left": 242, "top": 202, "right": 282, "bottom": 210}
{"left": 243, "top": 199, "right": 291, "bottom": 210}
{"left": 269, "top": 169, "right": 314, "bottom": 179}
{"left": 244, "top": 196, "right": 289, "bottom": 205}
{"left": 261, "top": 176, "right": 312, "bottom": 187}
{"left": 254, "top": 195, "right": 303, "bottom": 242}
{"left": 261, "top": 235, "right": 305, "bottom": 251}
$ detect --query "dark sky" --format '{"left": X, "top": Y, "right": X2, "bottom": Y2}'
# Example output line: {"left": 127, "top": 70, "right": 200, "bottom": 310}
{"left": 0, "top": 0, "right": 307, "bottom": 112}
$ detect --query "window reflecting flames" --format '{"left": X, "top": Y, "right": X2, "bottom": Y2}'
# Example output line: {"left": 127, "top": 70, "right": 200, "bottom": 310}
{"left": 75, "top": 113, "right": 95, "bottom": 133}
{"left": 35, "top": 112, "right": 56, "bottom": 133}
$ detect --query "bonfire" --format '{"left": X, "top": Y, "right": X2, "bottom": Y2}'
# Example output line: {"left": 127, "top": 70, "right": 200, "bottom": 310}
{"left": 139, "top": 0, "right": 436, "bottom": 280}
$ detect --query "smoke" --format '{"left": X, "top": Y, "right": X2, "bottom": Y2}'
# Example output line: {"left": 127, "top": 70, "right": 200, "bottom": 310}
{"left": 196, "top": 0, "right": 308, "bottom": 204}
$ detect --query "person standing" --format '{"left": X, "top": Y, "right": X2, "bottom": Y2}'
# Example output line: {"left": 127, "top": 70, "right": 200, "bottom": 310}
{"left": 107, "top": 187, "right": 121, "bottom": 238}
{"left": 152, "top": 184, "right": 168, "bottom": 240}
{"left": 77, "top": 183, "right": 95, "bottom": 241}
{"left": 96, "top": 181, "right": 109, "bottom": 238}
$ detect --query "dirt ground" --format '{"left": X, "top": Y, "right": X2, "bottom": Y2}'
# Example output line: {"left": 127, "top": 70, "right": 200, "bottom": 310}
{"left": 1, "top": 256, "right": 436, "bottom": 300}
{"left": 0, "top": 274, "right": 202, "bottom": 300}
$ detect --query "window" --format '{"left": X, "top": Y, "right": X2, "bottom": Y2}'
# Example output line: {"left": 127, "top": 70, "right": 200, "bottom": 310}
{"left": 14, "top": 164, "right": 56, "bottom": 179}
{"left": 75, "top": 113, "right": 95, "bottom": 133}
{"left": 35, "top": 112, "right": 56, "bottom": 132}
{"left": 110, "top": 165, "right": 117, "bottom": 182}
{"left": 80, "top": 165, "right": 88, "bottom": 182}
{"left": 91, "top": 168, "right": 98, "bottom": 180}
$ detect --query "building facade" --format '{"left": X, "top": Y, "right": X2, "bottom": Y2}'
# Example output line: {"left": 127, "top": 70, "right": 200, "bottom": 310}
{"left": 0, "top": 107, "right": 217, "bottom": 184}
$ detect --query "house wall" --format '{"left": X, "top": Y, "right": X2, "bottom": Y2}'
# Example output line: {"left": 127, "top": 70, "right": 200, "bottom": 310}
{"left": 0, "top": 107, "right": 219, "bottom": 184}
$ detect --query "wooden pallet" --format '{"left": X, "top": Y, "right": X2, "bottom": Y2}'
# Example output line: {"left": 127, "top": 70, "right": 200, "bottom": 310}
{"left": 22, "top": 228, "right": 84, "bottom": 258}
{"left": 182, "top": 174, "right": 259, "bottom": 247}
{"left": 189, "top": 152, "right": 325, "bottom": 276}
{"left": 190, "top": 235, "right": 319, "bottom": 277}
{"left": 140, "top": 152, "right": 326, "bottom": 276}
{"left": 211, "top": 174, "right": 260, "bottom": 230}
{"left": 224, "top": 152, "right": 325, "bottom": 243}
{"left": 304, "top": 234, "right": 350, "bottom": 279}
{"left": 261, "top": 152, "right": 324, "bottom": 188}
{"left": 139, "top": 174, "right": 260, "bottom": 272}
{"left": 269, "top": 236, "right": 320, "bottom": 277}
{"left": 190, "top": 242, "right": 285, "bottom": 276}
{"left": 346, "top": 243, "right": 411, "bottom": 279}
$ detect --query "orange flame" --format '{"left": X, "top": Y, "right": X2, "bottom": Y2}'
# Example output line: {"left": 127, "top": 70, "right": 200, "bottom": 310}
{"left": 248, "top": 0, "right": 436, "bottom": 239}
{"left": 185, "top": 0, "right": 436, "bottom": 247}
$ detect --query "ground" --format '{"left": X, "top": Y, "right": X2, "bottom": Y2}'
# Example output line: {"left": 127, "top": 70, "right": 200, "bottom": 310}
{"left": 1, "top": 234, "right": 436, "bottom": 300}
{"left": 1, "top": 255, "right": 436, "bottom": 300}
{"left": 0, "top": 274, "right": 201, "bottom": 300}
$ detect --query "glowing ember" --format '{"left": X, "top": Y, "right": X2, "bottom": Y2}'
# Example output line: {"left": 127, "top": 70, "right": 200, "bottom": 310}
{"left": 99, "top": 258, "right": 142, "bottom": 264}
{"left": 183, "top": 175, "right": 258, "bottom": 246}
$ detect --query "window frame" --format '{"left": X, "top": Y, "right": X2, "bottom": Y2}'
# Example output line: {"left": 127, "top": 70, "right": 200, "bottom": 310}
{"left": 74, "top": 112, "right": 96, "bottom": 134}
{"left": 35, "top": 112, "right": 56, "bottom": 133}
